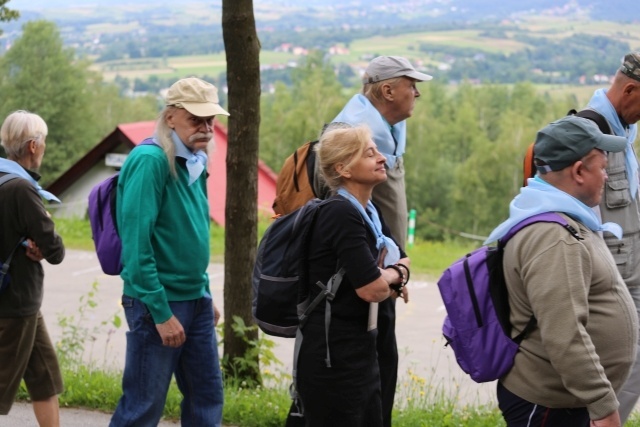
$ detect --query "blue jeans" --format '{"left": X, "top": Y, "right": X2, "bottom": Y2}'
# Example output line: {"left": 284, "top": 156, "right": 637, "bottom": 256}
{"left": 110, "top": 295, "right": 223, "bottom": 427}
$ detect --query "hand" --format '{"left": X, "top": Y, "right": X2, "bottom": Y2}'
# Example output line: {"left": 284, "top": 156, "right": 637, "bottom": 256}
{"left": 377, "top": 247, "right": 388, "bottom": 268}
{"left": 390, "top": 283, "right": 410, "bottom": 303}
{"left": 400, "top": 284, "right": 409, "bottom": 303}
{"left": 590, "top": 410, "right": 621, "bottom": 427}
{"left": 156, "top": 315, "right": 186, "bottom": 348}
{"left": 24, "top": 239, "right": 44, "bottom": 262}
{"left": 213, "top": 303, "right": 221, "bottom": 326}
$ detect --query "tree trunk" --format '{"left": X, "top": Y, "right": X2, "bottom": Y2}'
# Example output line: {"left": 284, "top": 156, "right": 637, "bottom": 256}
{"left": 221, "top": 0, "right": 261, "bottom": 384}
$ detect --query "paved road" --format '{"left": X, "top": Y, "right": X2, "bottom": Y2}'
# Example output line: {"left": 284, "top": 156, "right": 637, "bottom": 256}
{"left": 0, "top": 249, "right": 504, "bottom": 424}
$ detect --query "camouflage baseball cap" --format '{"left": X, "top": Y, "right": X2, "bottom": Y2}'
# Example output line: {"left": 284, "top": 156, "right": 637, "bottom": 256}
{"left": 619, "top": 52, "right": 640, "bottom": 82}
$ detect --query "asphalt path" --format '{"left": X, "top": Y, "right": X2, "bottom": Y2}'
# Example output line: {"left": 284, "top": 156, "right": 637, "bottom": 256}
{"left": 0, "top": 249, "right": 505, "bottom": 424}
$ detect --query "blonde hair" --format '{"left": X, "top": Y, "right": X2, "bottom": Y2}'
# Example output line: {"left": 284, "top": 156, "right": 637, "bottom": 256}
{"left": 316, "top": 124, "right": 372, "bottom": 190}
{"left": 0, "top": 110, "right": 48, "bottom": 160}
{"left": 362, "top": 76, "right": 403, "bottom": 104}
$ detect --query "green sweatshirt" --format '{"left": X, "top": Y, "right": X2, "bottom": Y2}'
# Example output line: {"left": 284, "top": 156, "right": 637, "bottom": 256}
{"left": 116, "top": 144, "right": 211, "bottom": 323}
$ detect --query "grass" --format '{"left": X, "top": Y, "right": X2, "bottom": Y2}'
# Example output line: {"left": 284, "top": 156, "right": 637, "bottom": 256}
{"left": 404, "top": 239, "right": 478, "bottom": 280}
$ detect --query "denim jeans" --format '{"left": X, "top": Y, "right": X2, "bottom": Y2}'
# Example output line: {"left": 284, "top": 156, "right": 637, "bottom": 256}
{"left": 110, "top": 295, "right": 223, "bottom": 427}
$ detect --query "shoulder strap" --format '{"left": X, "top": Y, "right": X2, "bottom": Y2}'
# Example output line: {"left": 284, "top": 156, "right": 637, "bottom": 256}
{"left": 523, "top": 143, "right": 536, "bottom": 186}
{"left": 576, "top": 109, "right": 611, "bottom": 135}
{"left": 0, "top": 207, "right": 26, "bottom": 286}
{"left": 0, "top": 173, "right": 20, "bottom": 188}
{"left": 293, "top": 142, "right": 314, "bottom": 193}
{"left": 290, "top": 266, "right": 345, "bottom": 418}
{"left": 568, "top": 108, "right": 612, "bottom": 135}
{"left": 139, "top": 137, "right": 159, "bottom": 147}
{"left": 0, "top": 174, "right": 27, "bottom": 278}
{"left": 496, "top": 212, "right": 582, "bottom": 343}
{"left": 1, "top": 237, "right": 26, "bottom": 276}
{"left": 499, "top": 212, "right": 581, "bottom": 247}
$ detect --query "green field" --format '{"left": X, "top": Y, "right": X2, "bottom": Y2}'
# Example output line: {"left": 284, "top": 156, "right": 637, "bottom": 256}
{"left": 94, "top": 51, "right": 302, "bottom": 81}
{"left": 91, "top": 14, "right": 640, "bottom": 85}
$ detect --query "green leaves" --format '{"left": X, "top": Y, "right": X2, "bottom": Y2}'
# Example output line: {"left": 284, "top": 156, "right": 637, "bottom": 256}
{"left": 0, "top": 20, "right": 157, "bottom": 186}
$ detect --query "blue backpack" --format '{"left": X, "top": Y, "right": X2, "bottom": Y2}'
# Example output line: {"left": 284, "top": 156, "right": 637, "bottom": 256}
{"left": 437, "top": 212, "right": 581, "bottom": 383}
{"left": 88, "top": 138, "right": 158, "bottom": 275}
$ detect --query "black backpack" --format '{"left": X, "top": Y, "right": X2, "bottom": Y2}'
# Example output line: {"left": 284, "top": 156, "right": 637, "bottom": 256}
{"left": 252, "top": 197, "right": 344, "bottom": 338}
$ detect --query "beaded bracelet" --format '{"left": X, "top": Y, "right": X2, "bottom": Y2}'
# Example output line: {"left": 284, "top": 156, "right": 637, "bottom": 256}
{"left": 385, "top": 264, "right": 405, "bottom": 285}
{"left": 395, "top": 262, "right": 410, "bottom": 285}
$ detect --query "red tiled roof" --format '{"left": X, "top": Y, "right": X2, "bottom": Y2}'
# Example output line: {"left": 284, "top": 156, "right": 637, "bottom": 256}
{"left": 46, "top": 120, "right": 277, "bottom": 225}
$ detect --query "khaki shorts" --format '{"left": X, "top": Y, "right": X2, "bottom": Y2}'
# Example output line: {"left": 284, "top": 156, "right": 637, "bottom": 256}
{"left": 0, "top": 311, "right": 63, "bottom": 414}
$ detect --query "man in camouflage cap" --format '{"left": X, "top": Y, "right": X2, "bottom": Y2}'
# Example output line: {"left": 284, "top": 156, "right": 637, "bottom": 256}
{"left": 585, "top": 51, "right": 640, "bottom": 423}
{"left": 620, "top": 51, "right": 640, "bottom": 83}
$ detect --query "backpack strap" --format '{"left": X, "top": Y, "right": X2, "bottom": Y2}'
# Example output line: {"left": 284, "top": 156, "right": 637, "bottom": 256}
{"left": 306, "top": 140, "right": 319, "bottom": 195}
{"left": 499, "top": 212, "right": 581, "bottom": 246}
{"left": 522, "top": 143, "right": 536, "bottom": 186}
{"left": 290, "top": 267, "right": 345, "bottom": 418}
{"left": 571, "top": 108, "right": 612, "bottom": 135}
{"left": 321, "top": 269, "right": 345, "bottom": 367}
{"left": 0, "top": 237, "right": 26, "bottom": 287}
{"left": 0, "top": 173, "right": 20, "bottom": 187}
{"left": 0, "top": 173, "right": 28, "bottom": 289}
{"left": 496, "top": 212, "right": 582, "bottom": 342}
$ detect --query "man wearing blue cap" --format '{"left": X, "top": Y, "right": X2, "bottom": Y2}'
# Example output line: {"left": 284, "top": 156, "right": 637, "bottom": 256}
{"left": 487, "top": 115, "right": 638, "bottom": 427}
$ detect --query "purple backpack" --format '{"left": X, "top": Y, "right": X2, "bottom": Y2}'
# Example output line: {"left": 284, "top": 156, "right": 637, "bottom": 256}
{"left": 437, "top": 212, "right": 580, "bottom": 383}
{"left": 88, "top": 138, "right": 158, "bottom": 275}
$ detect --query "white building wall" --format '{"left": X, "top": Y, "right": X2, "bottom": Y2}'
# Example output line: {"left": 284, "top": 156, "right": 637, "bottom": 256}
{"left": 48, "top": 163, "right": 121, "bottom": 219}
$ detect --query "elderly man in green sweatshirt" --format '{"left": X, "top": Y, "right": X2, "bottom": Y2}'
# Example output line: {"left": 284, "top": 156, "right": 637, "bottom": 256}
{"left": 110, "top": 77, "right": 228, "bottom": 427}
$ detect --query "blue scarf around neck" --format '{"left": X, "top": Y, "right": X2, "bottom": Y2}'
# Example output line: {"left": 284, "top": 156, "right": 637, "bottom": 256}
{"left": 485, "top": 176, "right": 622, "bottom": 244}
{"left": 170, "top": 131, "right": 208, "bottom": 186}
{"left": 0, "top": 157, "right": 60, "bottom": 202}
{"left": 332, "top": 94, "right": 407, "bottom": 168}
{"left": 337, "top": 188, "right": 400, "bottom": 266}
{"left": 587, "top": 88, "right": 639, "bottom": 199}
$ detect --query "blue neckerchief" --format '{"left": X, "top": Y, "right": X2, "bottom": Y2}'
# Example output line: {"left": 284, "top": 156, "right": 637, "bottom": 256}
{"left": 587, "top": 88, "right": 639, "bottom": 199}
{"left": 0, "top": 157, "right": 60, "bottom": 202}
{"left": 337, "top": 188, "right": 401, "bottom": 266}
{"left": 332, "top": 94, "right": 407, "bottom": 168}
{"left": 170, "top": 131, "right": 208, "bottom": 186}
{"left": 484, "top": 176, "right": 622, "bottom": 244}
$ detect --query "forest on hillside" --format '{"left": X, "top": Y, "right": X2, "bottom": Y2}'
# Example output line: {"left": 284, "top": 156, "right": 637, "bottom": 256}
{"left": 0, "top": 7, "right": 634, "bottom": 241}
{"left": 0, "top": 18, "right": 593, "bottom": 240}
{"left": 258, "top": 54, "right": 589, "bottom": 240}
